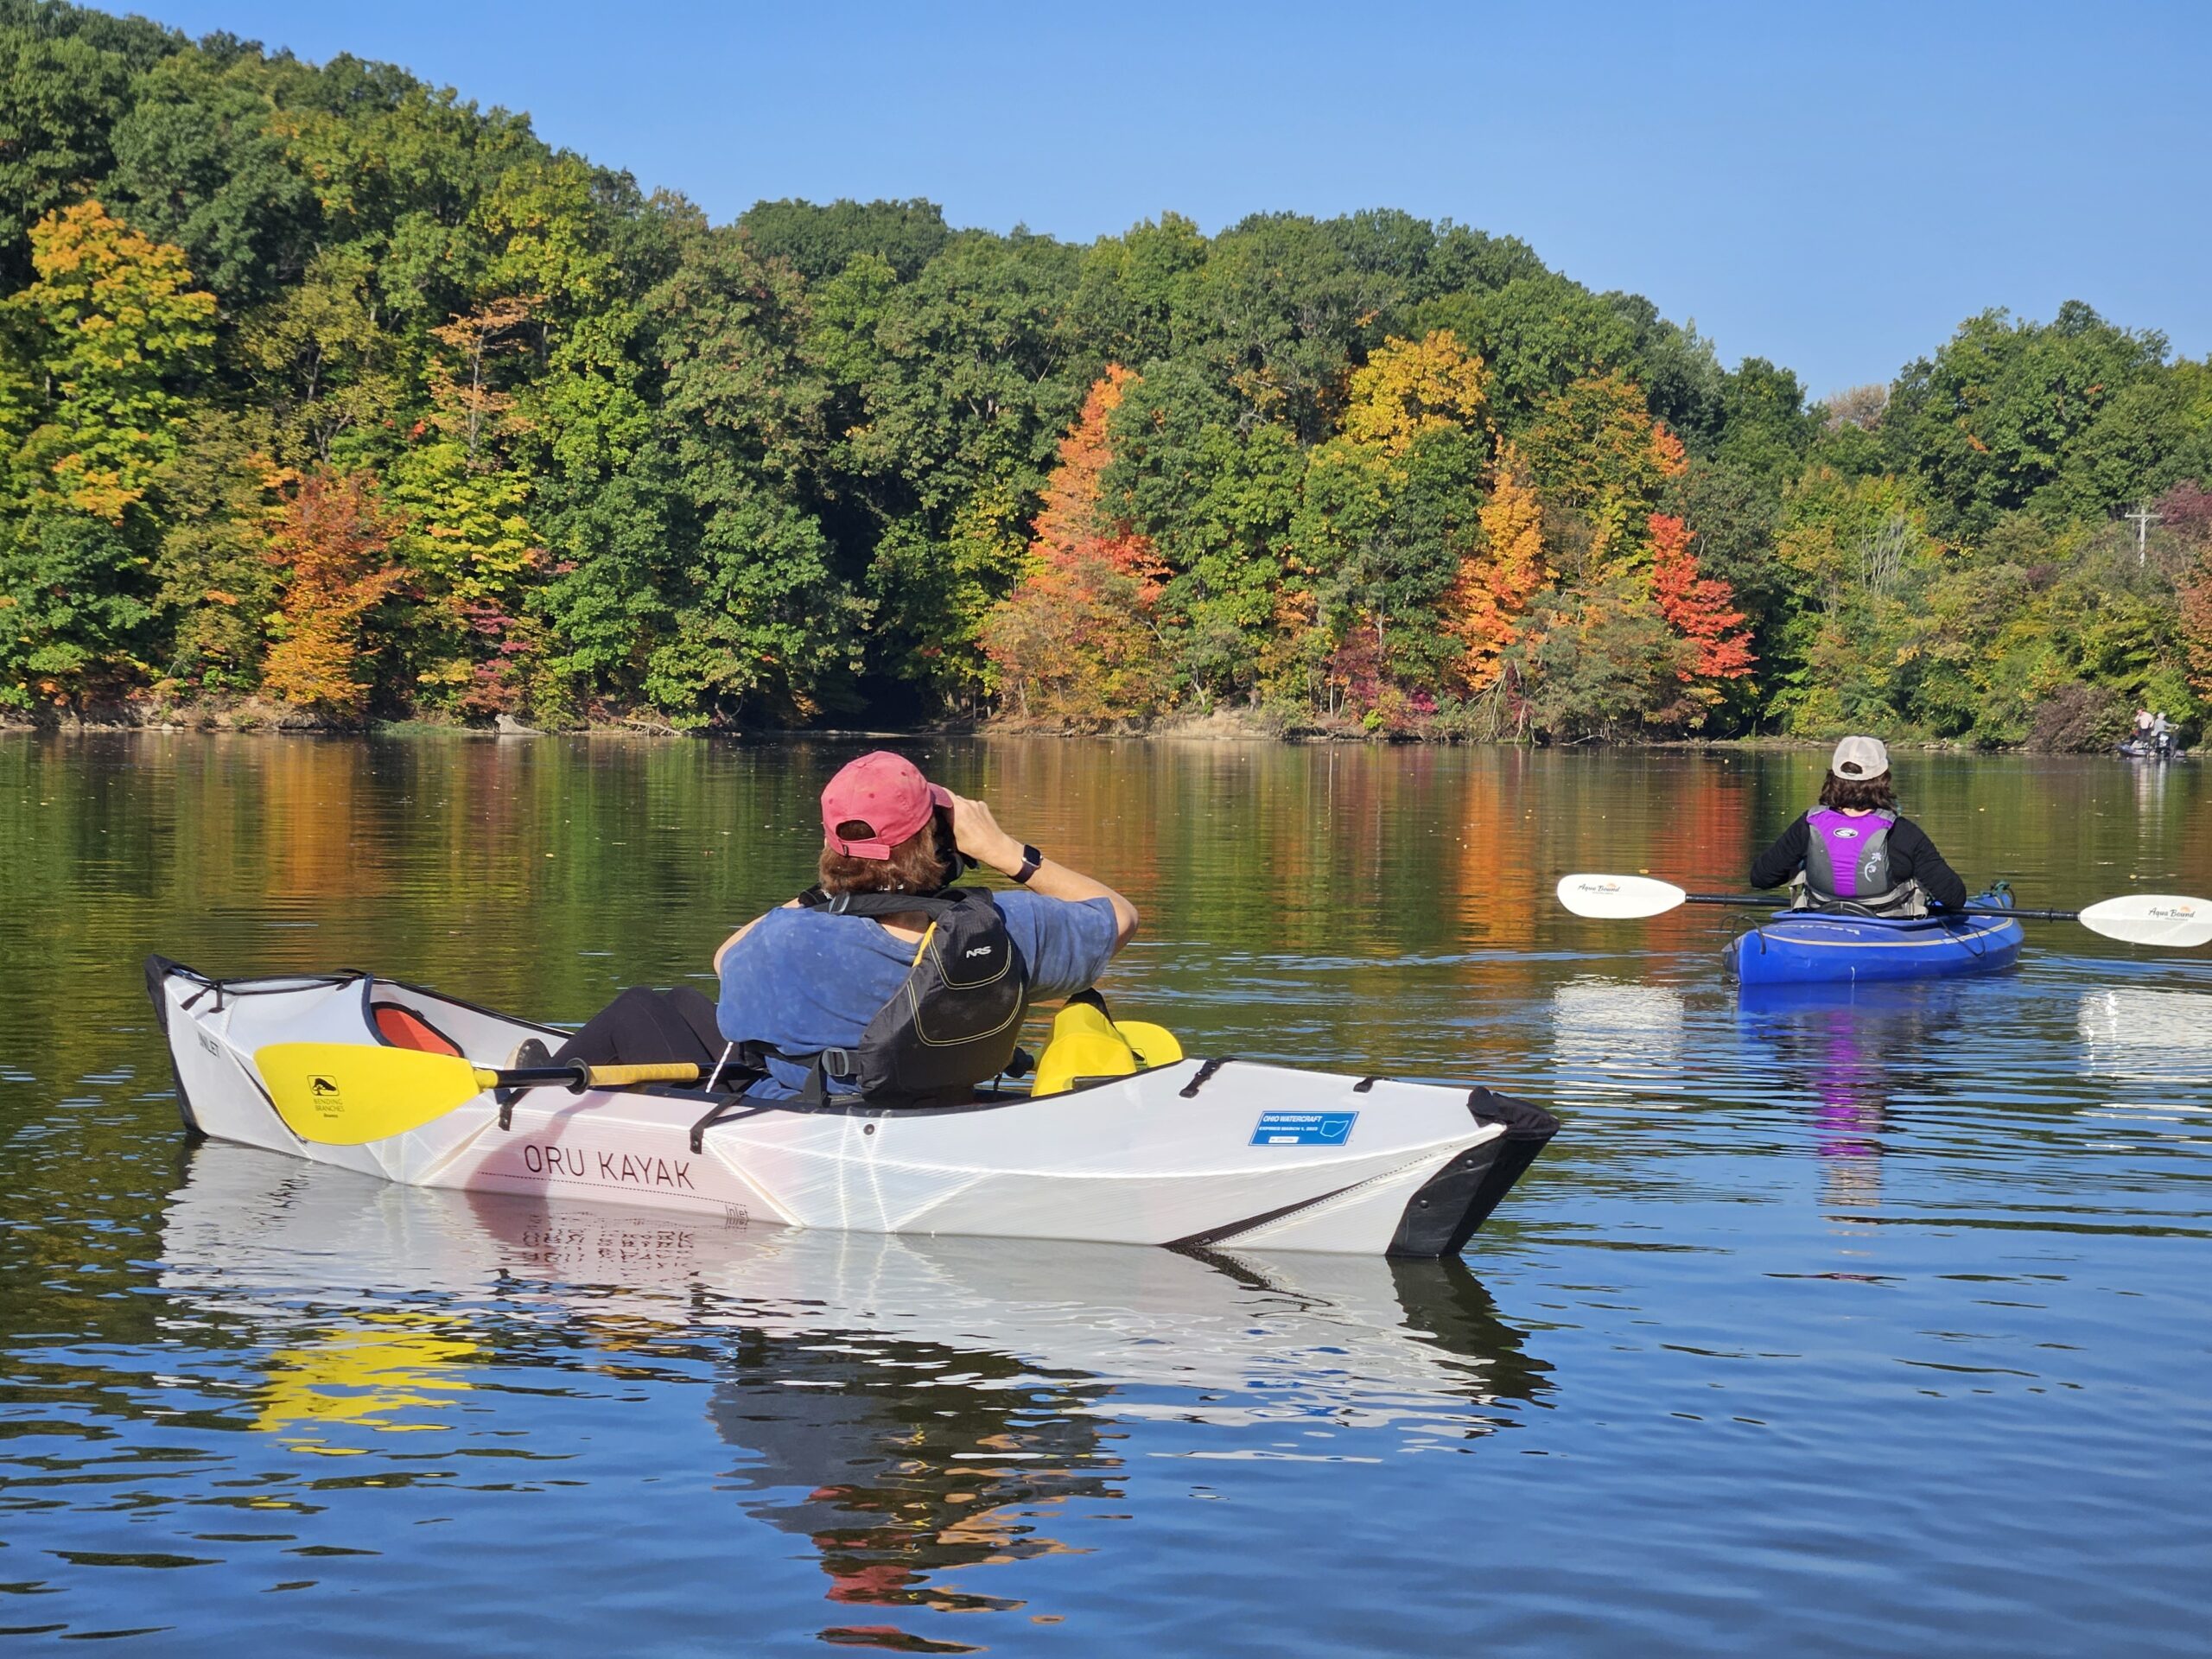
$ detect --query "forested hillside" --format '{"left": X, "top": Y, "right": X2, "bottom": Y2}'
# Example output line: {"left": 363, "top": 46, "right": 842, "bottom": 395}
{"left": 4, "top": 1, "right": 2209, "bottom": 742}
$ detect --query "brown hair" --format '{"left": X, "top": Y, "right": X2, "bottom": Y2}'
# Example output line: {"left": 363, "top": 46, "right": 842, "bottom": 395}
{"left": 818, "top": 811, "right": 950, "bottom": 897}
{"left": 1819, "top": 770, "right": 1897, "bottom": 812}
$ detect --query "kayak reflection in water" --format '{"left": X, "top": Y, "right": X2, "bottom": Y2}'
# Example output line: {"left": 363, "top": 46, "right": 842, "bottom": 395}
{"left": 1748, "top": 734, "right": 1968, "bottom": 917}
{"left": 524, "top": 752, "right": 1140, "bottom": 1103}
{"left": 1738, "top": 981, "right": 1969, "bottom": 1214}
{"left": 704, "top": 1250, "right": 1548, "bottom": 1626}
{"left": 713, "top": 1329, "right": 1117, "bottom": 1618}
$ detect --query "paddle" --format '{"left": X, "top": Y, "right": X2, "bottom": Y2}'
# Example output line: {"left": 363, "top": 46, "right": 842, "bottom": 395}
{"left": 256, "top": 1043, "right": 702, "bottom": 1146}
{"left": 1554, "top": 874, "right": 2212, "bottom": 949}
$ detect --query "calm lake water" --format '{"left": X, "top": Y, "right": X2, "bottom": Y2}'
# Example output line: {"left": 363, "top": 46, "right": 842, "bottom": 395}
{"left": 2, "top": 734, "right": 2208, "bottom": 1654}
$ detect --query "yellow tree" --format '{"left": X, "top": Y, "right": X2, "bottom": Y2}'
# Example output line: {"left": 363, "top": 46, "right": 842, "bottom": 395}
{"left": 1338, "top": 328, "right": 1492, "bottom": 458}
{"left": 5, "top": 200, "right": 216, "bottom": 524}
{"left": 0, "top": 202, "right": 216, "bottom": 706}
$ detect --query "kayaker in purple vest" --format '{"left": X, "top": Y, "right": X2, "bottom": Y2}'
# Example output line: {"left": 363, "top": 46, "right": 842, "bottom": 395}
{"left": 1749, "top": 735, "right": 1967, "bottom": 914}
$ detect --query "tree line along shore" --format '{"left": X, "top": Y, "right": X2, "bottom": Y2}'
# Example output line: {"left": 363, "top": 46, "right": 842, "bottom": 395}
{"left": 3, "top": 2, "right": 2209, "bottom": 748}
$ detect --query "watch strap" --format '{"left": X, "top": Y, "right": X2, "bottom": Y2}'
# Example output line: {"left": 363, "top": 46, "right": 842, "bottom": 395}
{"left": 1012, "top": 844, "right": 1044, "bottom": 885}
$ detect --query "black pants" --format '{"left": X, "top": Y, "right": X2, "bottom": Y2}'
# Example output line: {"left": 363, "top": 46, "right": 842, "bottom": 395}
{"left": 553, "top": 986, "right": 726, "bottom": 1070}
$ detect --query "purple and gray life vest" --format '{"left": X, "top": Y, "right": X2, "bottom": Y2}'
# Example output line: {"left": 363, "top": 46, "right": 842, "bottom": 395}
{"left": 1803, "top": 808, "right": 1903, "bottom": 907}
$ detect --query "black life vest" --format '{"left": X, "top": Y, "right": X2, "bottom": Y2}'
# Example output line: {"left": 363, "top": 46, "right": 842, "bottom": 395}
{"left": 750, "top": 888, "right": 1029, "bottom": 1106}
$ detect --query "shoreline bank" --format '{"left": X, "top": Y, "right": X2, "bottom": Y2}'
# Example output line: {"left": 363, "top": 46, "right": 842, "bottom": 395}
{"left": 0, "top": 699, "right": 2188, "bottom": 759}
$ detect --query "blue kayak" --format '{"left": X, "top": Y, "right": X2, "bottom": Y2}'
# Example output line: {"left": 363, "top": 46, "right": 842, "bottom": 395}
{"left": 1726, "top": 892, "right": 2024, "bottom": 988}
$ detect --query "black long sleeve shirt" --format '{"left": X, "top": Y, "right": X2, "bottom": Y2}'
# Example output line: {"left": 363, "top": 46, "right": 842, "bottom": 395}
{"left": 1750, "top": 812, "right": 1969, "bottom": 911}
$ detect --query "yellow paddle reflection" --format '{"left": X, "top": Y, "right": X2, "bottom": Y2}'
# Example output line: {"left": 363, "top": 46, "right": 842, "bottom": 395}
{"left": 255, "top": 1311, "right": 478, "bottom": 1455}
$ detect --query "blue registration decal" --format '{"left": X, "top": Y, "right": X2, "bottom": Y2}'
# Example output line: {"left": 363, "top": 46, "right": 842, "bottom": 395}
{"left": 1250, "top": 1111, "right": 1358, "bottom": 1147}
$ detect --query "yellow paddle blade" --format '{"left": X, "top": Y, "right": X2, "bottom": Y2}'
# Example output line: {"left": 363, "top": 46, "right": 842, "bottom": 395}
{"left": 257, "top": 1043, "right": 493, "bottom": 1146}
{"left": 1114, "top": 1020, "right": 1183, "bottom": 1068}
{"left": 1032, "top": 1001, "right": 1137, "bottom": 1096}
{"left": 1030, "top": 1006, "right": 1186, "bottom": 1096}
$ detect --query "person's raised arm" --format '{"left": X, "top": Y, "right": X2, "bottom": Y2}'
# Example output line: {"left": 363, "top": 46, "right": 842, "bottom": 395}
{"left": 950, "top": 793, "right": 1139, "bottom": 949}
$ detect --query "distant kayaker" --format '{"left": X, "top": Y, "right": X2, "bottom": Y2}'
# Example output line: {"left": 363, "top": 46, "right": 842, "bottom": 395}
{"left": 1749, "top": 735, "right": 1968, "bottom": 914}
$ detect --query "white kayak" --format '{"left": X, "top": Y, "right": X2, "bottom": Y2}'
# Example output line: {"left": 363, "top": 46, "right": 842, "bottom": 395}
{"left": 147, "top": 957, "right": 1559, "bottom": 1257}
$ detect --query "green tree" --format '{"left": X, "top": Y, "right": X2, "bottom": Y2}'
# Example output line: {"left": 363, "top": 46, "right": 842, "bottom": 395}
{"left": 1175, "top": 213, "right": 1395, "bottom": 443}
{"left": 149, "top": 410, "right": 275, "bottom": 695}
{"left": 1416, "top": 274, "right": 1639, "bottom": 432}
{"left": 739, "top": 196, "right": 950, "bottom": 283}
{"left": 0, "top": 1, "right": 181, "bottom": 274}
{"left": 106, "top": 47, "right": 318, "bottom": 306}
{"left": 1889, "top": 302, "right": 2168, "bottom": 537}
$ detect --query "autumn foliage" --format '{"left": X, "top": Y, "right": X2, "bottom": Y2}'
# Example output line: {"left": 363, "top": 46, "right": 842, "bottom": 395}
{"left": 257, "top": 471, "right": 410, "bottom": 717}
{"left": 982, "top": 366, "right": 1169, "bottom": 726}
{"left": 3, "top": 14, "right": 2205, "bottom": 740}
{"left": 1446, "top": 445, "right": 1550, "bottom": 690}
{"left": 1649, "top": 512, "right": 1755, "bottom": 683}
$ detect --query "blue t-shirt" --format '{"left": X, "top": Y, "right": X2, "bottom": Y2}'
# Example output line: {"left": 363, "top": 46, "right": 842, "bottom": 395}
{"left": 717, "top": 891, "right": 1120, "bottom": 1098}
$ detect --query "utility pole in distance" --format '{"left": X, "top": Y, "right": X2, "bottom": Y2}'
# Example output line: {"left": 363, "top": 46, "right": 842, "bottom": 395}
{"left": 2123, "top": 501, "right": 2159, "bottom": 568}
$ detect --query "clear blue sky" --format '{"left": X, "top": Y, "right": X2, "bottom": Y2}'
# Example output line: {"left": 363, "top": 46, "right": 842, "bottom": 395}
{"left": 134, "top": 0, "right": 2212, "bottom": 398}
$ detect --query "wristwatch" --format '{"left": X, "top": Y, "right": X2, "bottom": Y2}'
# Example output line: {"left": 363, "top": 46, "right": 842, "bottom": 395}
{"left": 1011, "top": 844, "right": 1044, "bottom": 885}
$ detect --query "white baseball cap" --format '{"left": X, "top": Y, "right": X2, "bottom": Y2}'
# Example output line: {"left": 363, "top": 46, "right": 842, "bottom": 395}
{"left": 1831, "top": 734, "right": 1889, "bottom": 779}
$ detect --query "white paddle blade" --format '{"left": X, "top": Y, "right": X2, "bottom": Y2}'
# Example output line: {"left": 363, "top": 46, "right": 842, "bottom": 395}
{"left": 2078, "top": 894, "right": 2212, "bottom": 949}
{"left": 1555, "top": 874, "right": 1688, "bottom": 920}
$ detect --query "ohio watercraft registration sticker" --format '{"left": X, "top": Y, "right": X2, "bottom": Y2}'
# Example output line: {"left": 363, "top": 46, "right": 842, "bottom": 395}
{"left": 1250, "top": 1111, "right": 1357, "bottom": 1147}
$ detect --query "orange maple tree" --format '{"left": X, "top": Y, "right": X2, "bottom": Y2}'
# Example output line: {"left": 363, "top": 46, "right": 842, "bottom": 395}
{"left": 2183, "top": 573, "right": 2212, "bottom": 701}
{"left": 258, "top": 470, "right": 410, "bottom": 717}
{"left": 1445, "top": 443, "right": 1551, "bottom": 690}
{"left": 1649, "top": 512, "right": 1754, "bottom": 683}
{"left": 982, "top": 366, "right": 1169, "bottom": 724}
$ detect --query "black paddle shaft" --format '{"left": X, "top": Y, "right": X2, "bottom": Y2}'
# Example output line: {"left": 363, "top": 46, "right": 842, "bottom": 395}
{"left": 493, "top": 1060, "right": 595, "bottom": 1092}
{"left": 1682, "top": 893, "right": 2072, "bottom": 922}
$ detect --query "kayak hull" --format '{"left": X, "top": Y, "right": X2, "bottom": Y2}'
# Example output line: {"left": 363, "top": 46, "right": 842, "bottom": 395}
{"left": 146, "top": 959, "right": 1557, "bottom": 1258}
{"left": 1725, "top": 899, "right": 2024, "bottom": 988}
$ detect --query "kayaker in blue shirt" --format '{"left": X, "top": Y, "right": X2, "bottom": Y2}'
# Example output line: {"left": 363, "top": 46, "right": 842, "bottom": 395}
{"left": 1750, "top": 735, "right": 1968, "bottom": 914}
{"left": 712, "top": 751, "right": 1139, "bottom": 1099}
{"left": 524, "top": 752, "right": 1136, "bottom": 1090}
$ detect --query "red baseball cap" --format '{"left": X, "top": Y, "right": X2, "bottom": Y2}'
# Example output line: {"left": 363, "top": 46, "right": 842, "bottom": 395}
{"left": 820, "top": 751, "right": 951, "bottom": 860}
